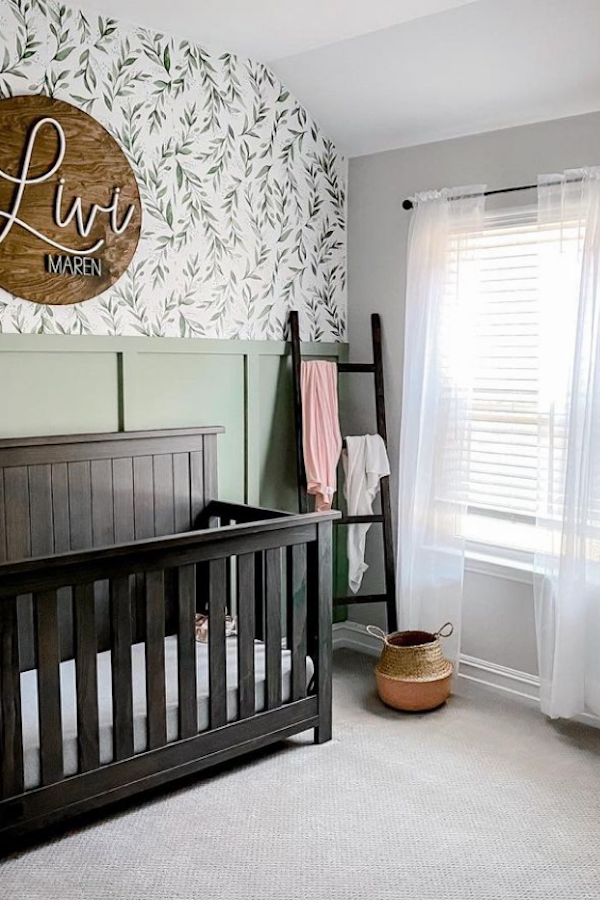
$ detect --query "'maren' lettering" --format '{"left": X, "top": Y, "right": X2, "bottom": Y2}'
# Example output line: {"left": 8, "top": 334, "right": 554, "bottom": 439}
{"left": 46, "top": 254, "right": 103, "bottom": 277}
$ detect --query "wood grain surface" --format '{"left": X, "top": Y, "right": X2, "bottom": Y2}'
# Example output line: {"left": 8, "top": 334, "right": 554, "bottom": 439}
{"left": 0, "top": 95, "right": 141, "bottom": 305}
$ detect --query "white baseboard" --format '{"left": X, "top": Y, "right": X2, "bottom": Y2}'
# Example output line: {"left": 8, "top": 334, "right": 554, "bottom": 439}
{"left": 332, "top": 621, "right": 600, "bottom": 728}
{"left": 458, "top": 653, "right": 539, "bottom": 702}
{"left": 333, "top": 620, "right": 382, "bottom": 657}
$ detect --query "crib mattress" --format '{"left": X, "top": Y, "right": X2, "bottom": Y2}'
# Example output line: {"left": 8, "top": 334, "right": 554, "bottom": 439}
{"left": 21, "top": 637, "right": 312, "bottom": 791}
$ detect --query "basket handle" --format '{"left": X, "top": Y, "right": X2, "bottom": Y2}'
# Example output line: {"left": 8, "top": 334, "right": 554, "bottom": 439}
{"left": 435, "top": 622, "right": 454, "bottom": 638}
{"left": 366, "top": 625, "right": 387, "bottom": 644}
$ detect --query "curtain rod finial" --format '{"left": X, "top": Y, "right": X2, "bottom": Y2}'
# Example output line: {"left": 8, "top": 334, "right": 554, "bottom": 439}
{"left": 402, "top": 199, "right": 414, "bottom": 210}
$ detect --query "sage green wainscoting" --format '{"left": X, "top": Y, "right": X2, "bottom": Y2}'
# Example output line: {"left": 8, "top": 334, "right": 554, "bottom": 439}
{"left": 0, "top": 335, "right": 349, "bottom": 614}
{"left": 0, "top": 334, "right": 347, "bottom": 504}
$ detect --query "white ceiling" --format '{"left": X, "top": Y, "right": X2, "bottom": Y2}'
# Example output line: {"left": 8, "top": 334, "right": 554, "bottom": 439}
{"left": 271, "top": 0, "right": 600, "bottom": 156}
{"left": 79, "top": 0, "right": 477, "bottom": 62}
{"left": 80, "top": 0, "right": 600, "bottom": 158}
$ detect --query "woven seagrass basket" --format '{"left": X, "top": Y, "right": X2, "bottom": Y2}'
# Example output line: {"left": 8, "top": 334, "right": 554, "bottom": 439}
{"left": 367, "top": 623, "right": 454, "bottom": 712}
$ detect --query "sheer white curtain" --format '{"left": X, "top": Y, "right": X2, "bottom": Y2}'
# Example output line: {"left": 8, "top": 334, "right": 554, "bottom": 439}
{"left": 397, "top": 186, "right": 485, "bottom": 664}
{"left": 535, "top": 168, "right": 600, "bottom": 719}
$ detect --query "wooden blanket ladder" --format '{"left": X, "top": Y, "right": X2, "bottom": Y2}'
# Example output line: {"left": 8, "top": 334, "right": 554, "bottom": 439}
{"left": 289, "top": 311, "right": 397, "bottom": 633}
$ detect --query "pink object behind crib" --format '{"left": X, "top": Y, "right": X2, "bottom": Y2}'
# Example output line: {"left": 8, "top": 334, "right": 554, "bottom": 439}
{"left": 300, "top": 360, "right": 342, "bottom": 511}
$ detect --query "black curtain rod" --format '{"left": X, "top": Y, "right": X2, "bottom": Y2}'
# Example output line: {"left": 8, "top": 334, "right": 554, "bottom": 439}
{"left": 401, "top": 179, "right": 583, "bottom": 210}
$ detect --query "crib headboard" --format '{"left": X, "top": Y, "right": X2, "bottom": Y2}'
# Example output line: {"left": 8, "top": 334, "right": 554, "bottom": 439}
{"left": 0, "top": 427, "right": 223, "bottom": 561}
{"left": 0, "top": 427, "right": 223, "bottom": 668}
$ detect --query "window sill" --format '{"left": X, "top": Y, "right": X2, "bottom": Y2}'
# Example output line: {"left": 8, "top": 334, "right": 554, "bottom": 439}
{"left": 465, "top": 545, "right": 534, "bottom": 585}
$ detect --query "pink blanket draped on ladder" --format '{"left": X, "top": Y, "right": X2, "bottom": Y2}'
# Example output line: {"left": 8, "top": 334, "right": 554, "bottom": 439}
{"left": 300, "top": 360, "right": 342, "bottom": 511}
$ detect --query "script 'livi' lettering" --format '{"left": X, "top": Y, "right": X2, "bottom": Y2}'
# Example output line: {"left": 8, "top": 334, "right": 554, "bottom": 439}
{"left": 0, "top": 116, "right": 136, "bottom": 255}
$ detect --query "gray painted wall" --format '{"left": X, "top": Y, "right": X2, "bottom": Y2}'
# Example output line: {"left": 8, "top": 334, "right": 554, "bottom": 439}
{"left": 346, "top": 109, "right": 600, "bottom": 674}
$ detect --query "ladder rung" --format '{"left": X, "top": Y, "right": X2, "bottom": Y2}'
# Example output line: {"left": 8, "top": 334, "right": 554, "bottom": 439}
{"left": 333, "top": 594, "right": 389, "bottom": 606}
{"left": 337, "top": 363, "right": 376, "bottom": 374}
{"left": 338, "top": 514, "right": 383, "bottom": 525}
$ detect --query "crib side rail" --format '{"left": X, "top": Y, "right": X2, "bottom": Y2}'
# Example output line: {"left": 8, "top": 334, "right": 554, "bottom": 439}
{"left": 0, "top": 510, "right": 336, "bottom": 805}
{"left": 200, "top": 500, "right": 292, "bottom": 524}
{"left": 0, "top": 511, "right": 336, "bottom": 597}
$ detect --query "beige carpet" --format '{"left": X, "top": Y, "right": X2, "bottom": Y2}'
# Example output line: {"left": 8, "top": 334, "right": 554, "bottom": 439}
{"left": 2, "top": 649, "right": 600, "bottom": 899}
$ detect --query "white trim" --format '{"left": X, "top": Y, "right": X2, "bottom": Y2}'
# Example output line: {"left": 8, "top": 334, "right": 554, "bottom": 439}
{"left": 332, "top": 621, "right": 600, "bottom": 728}
{"left": 459, "top": 653, "right": 539, "bottom": 702}
{"left": 332, "top": 620, "right": 381, "bottom": 656}
{"left": 465, "top": 553, "right": 534, "bottom": 586}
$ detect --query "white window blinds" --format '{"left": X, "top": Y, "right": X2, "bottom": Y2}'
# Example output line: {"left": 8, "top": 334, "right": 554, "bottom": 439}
{"left": 454, "top": 207, "right": 584, "bottom": 553}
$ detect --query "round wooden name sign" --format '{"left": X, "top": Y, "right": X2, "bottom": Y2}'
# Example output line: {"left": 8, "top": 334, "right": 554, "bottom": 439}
{"left": 0, "top": 95, "right": 141, "bottom": 305}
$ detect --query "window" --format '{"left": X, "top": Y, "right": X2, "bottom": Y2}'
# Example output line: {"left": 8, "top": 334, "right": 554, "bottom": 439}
{"left": 454, "top": 206, "right": 585, "bottom": 556}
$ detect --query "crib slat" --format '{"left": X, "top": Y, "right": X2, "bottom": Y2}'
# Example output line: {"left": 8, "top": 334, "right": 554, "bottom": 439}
{"left": 112, "top": 459, "right": 138, "bottom": 641}
{"left": 287, "top": 544, "right": 307, "bottom": 702}
{"left": 208, "top": 558, "right": 227, "bottom": 729}
{"left": 254, "top": 551, "right": 265, "bottom": 641}
{"left": 153, "top": 453, "right": 176, "bottom": 631}
{"left": 237, "top": 553, "right": 256, "bottom": 719}
{"left": 29, "top": 466, "right": 54, "bottom": 670}
{"left": 112, "top": 457, "right": 135, "bottom": 543}
{"left": 74, "top": 583, "right": 100, "bottom": 772}
{"left": 4, "top": 466, "right": 31, "bottom": 559}
{"left": 91, "top": 459, "right": 115, "bottom": 547}
{"left": 133, "top": 456, "right": 155, "bottom": 540}
{"left": 52, "top": 463, "right": 74, "bottom": 666}
{"left": 145, "top": 570, "right": 167, "bottom": 749}
{"left": 0, "top": 598, "right": 23, "bottom": 799}
{"left": 110, "top": 576, "right": 134, "bottom": 760}
{"left": 69, "top": 462, "right": 94, "bottom": 655}
{"left": 91, "top": 459, "right": 114, "bottom": 653}
{"left": 29, "top": 465, "right": 54, "bottom": 555}
{"left": 35, "top": 590, "right": 63, "bottom": 785}
{"left": 265, "top": 548, "right": 282, "bottom": 709}
{"left": 177, "top": 565, "right": 197, "bottom": 739}
{"left": 68, "top": 461, "right": 93, "bottom": 550}
{"left": 51, "top": 463, "right": 71, "bottom": 552}
{"left": 173, "top": 453, "right": 191, "bottom": 532}
{"left": 153, "top": 455, "right": 175, "bottom": 537}
{"left": 203, "top": 435, "right": 218, "bottom": 506}
{"left": 190, "top": 451, "right": 204, "bottom": 529}
{"left": 133, "top": 457, "right": 154, "bottom": 639}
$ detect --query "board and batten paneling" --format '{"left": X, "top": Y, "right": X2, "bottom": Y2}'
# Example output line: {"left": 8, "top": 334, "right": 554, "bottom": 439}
{"left": 124, "top": 352, "right": 246, "bottom": 502}
{"left": 0, "top": 351, "right": 119, "bottom": 435}
{"left": 0, "top": 335, "right": 348, "bottom": 509}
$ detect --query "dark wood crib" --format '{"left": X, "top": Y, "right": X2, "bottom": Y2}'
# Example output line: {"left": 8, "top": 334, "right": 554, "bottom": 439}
{"left": 0, "top": 427, "right": 338, "bottom": 846}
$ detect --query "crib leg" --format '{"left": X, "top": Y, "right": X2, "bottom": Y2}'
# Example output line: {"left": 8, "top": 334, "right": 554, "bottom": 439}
{"left": 314, "top": 721, "right": 332, "bottom": 745}
{"left": 310, "top": 520, "right": 333, "bottom": 746}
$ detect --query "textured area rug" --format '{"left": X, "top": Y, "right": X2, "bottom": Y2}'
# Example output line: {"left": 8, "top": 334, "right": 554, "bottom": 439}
{"left": 2, "top": 650, "right": 600, "bottom": 899}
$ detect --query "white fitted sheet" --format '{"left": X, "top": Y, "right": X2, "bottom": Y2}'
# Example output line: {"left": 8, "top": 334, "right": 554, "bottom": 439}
{"left": 21, "top": 637, "right": 312, "bottom": 791}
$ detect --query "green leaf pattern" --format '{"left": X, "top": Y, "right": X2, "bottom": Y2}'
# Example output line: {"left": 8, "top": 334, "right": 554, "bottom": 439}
{"left": 0, "top": 0, "right": 347, "bottom": 340}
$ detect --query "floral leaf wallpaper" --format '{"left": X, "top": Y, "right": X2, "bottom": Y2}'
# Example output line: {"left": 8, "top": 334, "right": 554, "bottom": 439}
{"left": 0, "top": 0, "right": 347, "bottom": 341}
